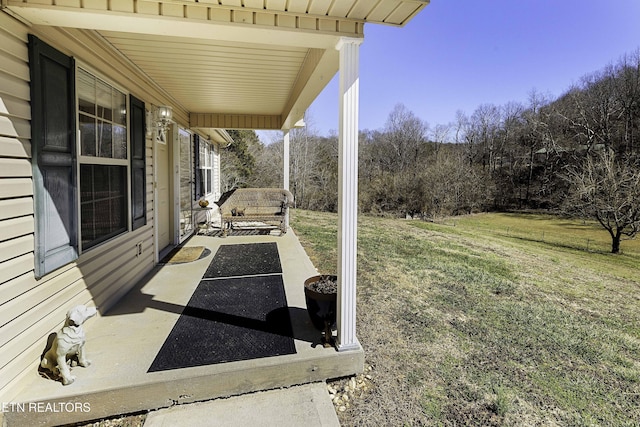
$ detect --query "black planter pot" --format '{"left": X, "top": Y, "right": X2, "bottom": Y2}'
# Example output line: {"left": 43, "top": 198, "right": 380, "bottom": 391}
{"left": 304, "top": 275, "right": 337, "bottom": 348}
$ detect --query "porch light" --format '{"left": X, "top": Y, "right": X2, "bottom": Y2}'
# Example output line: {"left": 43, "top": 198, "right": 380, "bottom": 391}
{"left": 155, "top": 105, "right": 173, "bottom": 132}
{"left": 146, "top": 105, "right": 174, "bottom": 137}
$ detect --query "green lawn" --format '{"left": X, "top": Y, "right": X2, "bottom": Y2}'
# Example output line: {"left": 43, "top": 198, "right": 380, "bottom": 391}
{"left": 450, "top": 212, "right": 640, "bottom": 256}
{"left": 291, "top": 210, "right": 640, "bottom": 426}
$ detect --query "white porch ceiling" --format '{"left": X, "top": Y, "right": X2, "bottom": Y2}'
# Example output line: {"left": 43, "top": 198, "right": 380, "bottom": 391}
{"left": 6, "top": 0, "right": 429, "bottom": 130}
{"left": 99, "top": 32, "right": 309, "bottom": 116}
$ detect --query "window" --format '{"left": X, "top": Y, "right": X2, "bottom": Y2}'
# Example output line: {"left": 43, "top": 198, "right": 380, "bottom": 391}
{"left": 77, "top": 68, "right": 129, "bottom": 250}
{"left": 195, "top": 135, "right": 216, "bottom": 200}
{"left": 198, "top": 140, "right": 213, "bottom": 196}
{"left": 30, "top": 37, "right": 147, "bottom": 276}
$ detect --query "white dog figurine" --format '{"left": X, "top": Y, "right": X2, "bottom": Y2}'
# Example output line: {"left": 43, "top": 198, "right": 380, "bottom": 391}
{"left": 40, "top": 305, "right": 97, "bottom": 385}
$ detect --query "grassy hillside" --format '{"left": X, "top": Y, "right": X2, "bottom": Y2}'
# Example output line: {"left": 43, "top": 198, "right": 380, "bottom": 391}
{"left": 290, "top": 210, "right": 640, "bottom": 426}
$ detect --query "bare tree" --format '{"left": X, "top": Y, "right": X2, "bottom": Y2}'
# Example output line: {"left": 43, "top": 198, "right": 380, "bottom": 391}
{"left": 251, "top": 138, "right": 283, "bottom": 188}
{"left": 384, "top": 103, "right": 429, "bottom": 172}
{"left": 564, "top": 149, "right": 640, "bottom": 253}
{"left": 614, "top": 49, "right": 640, "bottom": 155}
{"left": 469, "top": 104, "right": 501, "bottom": 171}
{"left": 499, "top": 102, "right": 524, "bottom": 167}
{"left": 453, "top": 110, "right": 467, "bottom": 144}
{"left": 422, "top": 146, "right": 493, "bottom": 218}
{"left": 559, "top": 66, "right": 622, "bottom": 154}
{"left": 430, "top": 123, "right": 451, "bottom": 162}
{"left": 520, "top": 89, "right": 555, "bottom": 206}
{"left": 288, "top": 113, "right": 319, "bottom": 207}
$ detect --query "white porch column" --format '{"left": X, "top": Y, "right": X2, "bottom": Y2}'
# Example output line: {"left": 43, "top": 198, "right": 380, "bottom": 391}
{"left": 336, "top": 37, "right": 362, "bottom": 352}
{"left": 283, "top": 129, "right": 291, "bottom": 230}
{"left": 283, "top": 130, "right": 290, "bottom": 192}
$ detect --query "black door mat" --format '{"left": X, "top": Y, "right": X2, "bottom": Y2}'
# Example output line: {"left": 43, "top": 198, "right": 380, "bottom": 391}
{"left": 204, "top": 242, "right": 282, "bottom": 278}
{"left": 148, "top": 274, "right": 296, "bottom": 372}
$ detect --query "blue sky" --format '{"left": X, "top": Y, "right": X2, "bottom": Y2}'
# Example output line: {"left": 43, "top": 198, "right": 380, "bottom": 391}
{"left": 302, "top": 0, "right": 640, "bottom": 138}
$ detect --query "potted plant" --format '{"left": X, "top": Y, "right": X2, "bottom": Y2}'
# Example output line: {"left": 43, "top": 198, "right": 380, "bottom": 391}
{"left": 304, "top": 275, "right": 337, "bottom": 348}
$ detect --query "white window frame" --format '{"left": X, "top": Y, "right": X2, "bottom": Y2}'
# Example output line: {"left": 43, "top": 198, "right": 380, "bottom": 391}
{"left": 75, "top": 64, "right": 131, "bottom": 253}
{"left": 199, "top": 139, "right": 214, "bottom": 197}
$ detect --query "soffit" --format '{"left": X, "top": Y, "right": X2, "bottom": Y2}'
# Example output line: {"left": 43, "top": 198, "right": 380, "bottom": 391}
{"left": 99, "top": 31, "right": 309, "bottom": 117}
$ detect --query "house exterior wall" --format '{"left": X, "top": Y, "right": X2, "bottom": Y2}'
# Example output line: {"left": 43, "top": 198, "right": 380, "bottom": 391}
{"left": 0, "top": 11, "right": 187, "bottom": 400}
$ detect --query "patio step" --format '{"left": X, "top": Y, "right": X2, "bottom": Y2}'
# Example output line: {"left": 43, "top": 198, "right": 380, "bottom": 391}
{"left": 143, "top": 382, "right": 340, "bottom": 427}
{"left": 3, "top": 348, "right": 363, "bottom": 426}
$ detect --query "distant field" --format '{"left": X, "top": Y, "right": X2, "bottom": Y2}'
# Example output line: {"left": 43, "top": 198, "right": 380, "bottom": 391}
{"left": 291, "top": 209, "right": 640, "bottom": 426}
{"left": 447, "top": 212, "right": 640, "bottom": 256}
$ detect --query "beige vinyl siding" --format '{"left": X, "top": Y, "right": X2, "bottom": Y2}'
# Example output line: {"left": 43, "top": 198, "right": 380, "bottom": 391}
{"left": 0, "top": 12, "right": 34, "bottom": 398}
{"left": 0, "top": 12, "right": 158, "bottom": 400}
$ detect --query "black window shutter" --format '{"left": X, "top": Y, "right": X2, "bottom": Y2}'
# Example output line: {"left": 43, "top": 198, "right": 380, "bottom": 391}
{"left": 194, "top": 134, "right": 201, "bottom": 200}
{"left": 28, "top": 35, "right": 78, "bottom": 278}
{"left": 130, "top": 95, "right": 146, "bottom": 230}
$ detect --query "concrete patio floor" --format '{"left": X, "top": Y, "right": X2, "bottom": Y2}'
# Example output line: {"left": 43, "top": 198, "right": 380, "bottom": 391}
{"left": 3, "top": 231, "right": 363, "bottom": 427}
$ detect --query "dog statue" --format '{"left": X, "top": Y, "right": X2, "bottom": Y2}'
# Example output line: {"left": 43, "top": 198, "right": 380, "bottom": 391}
{"left": 40, "top": 305, "right": 97, "bottom": 385}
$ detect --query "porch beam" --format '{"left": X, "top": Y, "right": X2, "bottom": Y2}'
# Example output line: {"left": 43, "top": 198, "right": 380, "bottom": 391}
{"left": 336, "top": 36, "right": 362, "bottom": 352}
{"left": 5, "top": 1, "right": 363, "bottom": 48}
{"left": 190, "top": 113, "right": 282, "bottom": 130}
{"left": 280, "top": 48, "right": 328, "bottom": 130}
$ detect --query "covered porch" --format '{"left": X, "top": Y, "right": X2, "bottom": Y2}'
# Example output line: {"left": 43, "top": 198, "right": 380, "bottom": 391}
{"left": 0, "top": 0, "right": 428, "bottom": 353}
{"left": 0, "top": 1, "right": 429, "bottom": 423}
{"left": 4, "top": 231, "right": 363, "bottom": 426}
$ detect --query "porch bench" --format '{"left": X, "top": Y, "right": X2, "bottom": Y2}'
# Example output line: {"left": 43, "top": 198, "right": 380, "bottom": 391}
{"left": 216, "top": 188, "right": 294, "bottom": 236}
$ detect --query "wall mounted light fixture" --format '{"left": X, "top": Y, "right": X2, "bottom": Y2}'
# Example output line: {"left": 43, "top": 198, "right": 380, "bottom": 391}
{"left": 155, "top": 105, "right": 173, "bottom": 132}
{"left": 147, "top": 105, "right": 173, "bottom": 140}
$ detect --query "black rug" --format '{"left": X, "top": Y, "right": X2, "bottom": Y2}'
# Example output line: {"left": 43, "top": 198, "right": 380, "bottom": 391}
{"left": 204, "top": 242, "right": 282, "bottom": 278}
{"left": 148, "top": 243, "right": 295, "bottom": 372}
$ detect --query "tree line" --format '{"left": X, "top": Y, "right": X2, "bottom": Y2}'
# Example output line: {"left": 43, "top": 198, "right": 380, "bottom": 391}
{"left": 222, "top": 49, "right": 640, "bottom": 253}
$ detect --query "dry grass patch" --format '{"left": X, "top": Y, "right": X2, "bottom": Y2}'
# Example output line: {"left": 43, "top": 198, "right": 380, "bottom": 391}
{"left": 291, "top": 210, "right": 640, "bottom": 426}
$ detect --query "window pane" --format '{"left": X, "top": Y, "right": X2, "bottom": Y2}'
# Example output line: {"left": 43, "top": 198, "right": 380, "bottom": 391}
{"left": 132, "top": 168, "right": 145, "bottom": 219}
{"left": 113, "top": 125, "right": 127, "bottom": 159}
{"left": 78, "top": 69, "right": 127, "bottom": 160}
{"left": 80, "top": 165, "right": 93, "bottom": 203}
{"left": 93, "top": 199, "right": 111, "bottom": 240}
{"left": 114, "top": 90, "right": 126, "bottom": 126}
{"left": 198, "top": 170, "right": 205, "bottom": 197}
{"left": 80, "top": 113, "right": 96, "bottom": 156}
{"left": 77, "top": 69, "right": 95, "bottom": 115}
{"left": 81, "top": 202, "right": 96, "bottom": 245}
{"left": 96, "top": 79, "right": 112, "bottom": 121}
{"left": 110, "top": 196, "right": 125, "bottom": 233}
{"left": 109, "top": 166, "right": 122, "bottom": 197}
{"left": 98, "top": 121, "right": 113, "bottom": 158}
{"left": 80, "top": 165, "right": 127, "bottom": 250}
{"left": 93, "top": 164, "right": 109, "bottom": 196}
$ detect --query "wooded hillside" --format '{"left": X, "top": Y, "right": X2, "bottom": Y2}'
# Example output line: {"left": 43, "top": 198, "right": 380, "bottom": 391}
{"left": 224, "top": 49, "right": 640, "bottom": 239}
